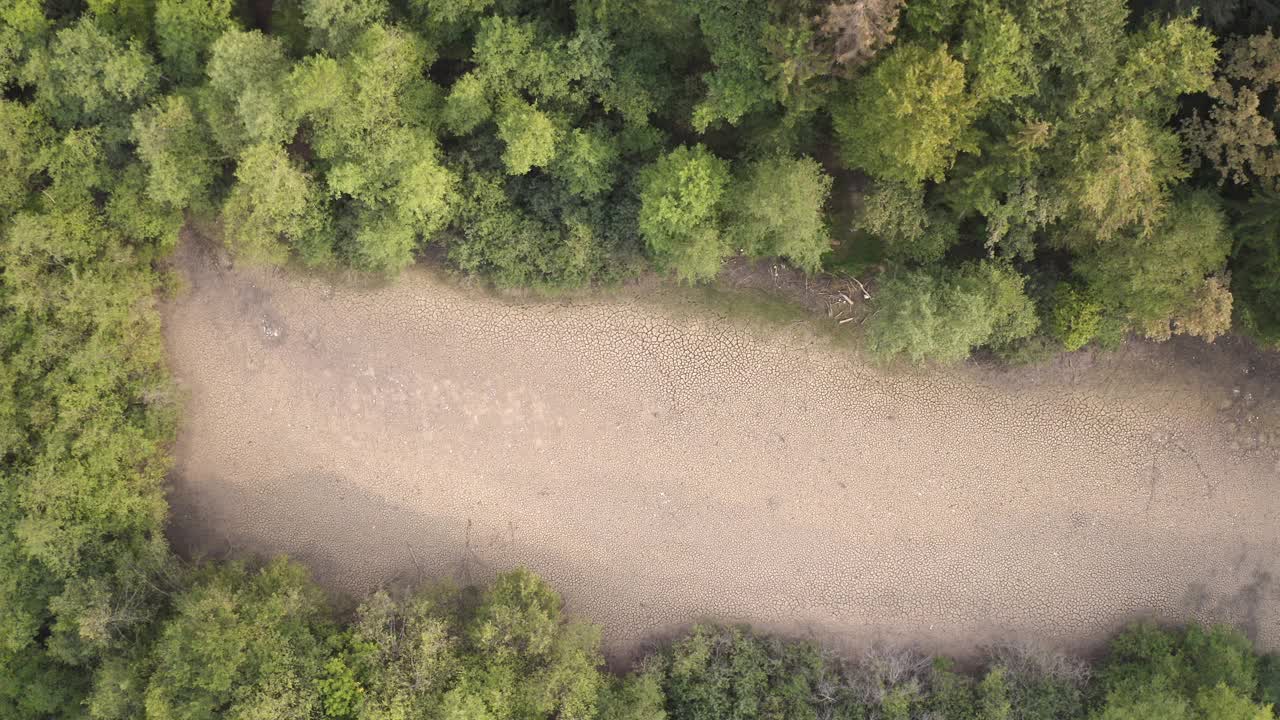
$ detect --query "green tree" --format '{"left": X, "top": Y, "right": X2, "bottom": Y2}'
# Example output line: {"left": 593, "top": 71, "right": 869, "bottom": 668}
{"left": 22, "top": 18, "right": 157, "bottom": 134}
{"left": 1112, "top": 15, "right": 1216, "bottom": 123}
{"left": 551, "top": 125, "right": 619, "bottom": 199}
{"left": 300, "top": 0, "right": 388, "bottom": 52}
{"left": 864, "top": 262, "right": 1038, "bottom": 363}
{"left": 201, "top": 29, "right": 296, "bottom": 155}
{"left": 449, "top": 169, "right": 621, "bottom": 288}
{"left": 959, "top": 0, "right": 1036, "bottom": 107}
{"left": 153, "top": 0, "right": 235, "bottom": 85}
{"left": 637, "top": 145, "right": 732, "bottom": 282}
{"left": 443, "top": 72, "right": 492, "bottom": 135}
{"left": 687, "top": 0, "right": 775, "bottom": 130}
{"left": 222, "top": 142, "right": 333, "bottom": 266}
{"left": 726, "top": 155, "right": 832, "bottom": 272}
{"left": 1064, "top": 118, "right": 1188, "bottom": 244}
{"left": 1019, "top": 0, "right": 1128, "bottom": 85}
{"left": 86, "top": 0, "right": 152, "bottom": 40}
{"left": 449, "top": 569, "right": 606, "bottom": 720}
{"left": 143, "top": 560, "right": 332, "bottom": 720}
{"left": 855, "top": 181, "right": 959, "bottom": 264}
{"left": 0, "top": 0, "right": 46, "bottom": 85}
{"left": 1231, "top": 187, "right": 1280, "bottom": 346}
{"left": 325, "top": 589, "right": 461, "bottom": 719}
{"left": 132, "top": 94, "right": 217, "bottom": 209}
{"left": 598, "top": 664, "right": 668, "bottom": 720}
{"left": 0, "top": 100, "right": 51, "bottom": 219}
{"left": 497, "top": 98, "right": 559, "bottom": 176}
{"left": 289, "top": 24, "right": 457, "bottom": 272}
{"left": 1092, "top": 624, "right": 1273, "bottom": 720}
{"left": 1077, "top": 190, "right": 1232, "bottom": 341}
{"left": 904, "top": 0, "right": 965, "bottom": 39}
{"left": 661, "top": 624, "right": 828, "bottom": 720}
{"left": 1049, "top": 283, "right": 1103, "bottom": 351}
{"left": 833, "top": 42, "right": 976, "bottom": 184}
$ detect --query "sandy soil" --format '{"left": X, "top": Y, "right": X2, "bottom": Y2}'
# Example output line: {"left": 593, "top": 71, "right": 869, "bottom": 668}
{"left": 162, "top": 239, "right": 1280, "bottom": 663}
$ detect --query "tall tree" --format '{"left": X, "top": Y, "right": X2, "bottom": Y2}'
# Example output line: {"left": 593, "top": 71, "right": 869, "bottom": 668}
{"left": 637, "top": 145, "right": 732, "bottom": 282}
{"left": 132, "top": 94, "right": 217, "bottom": 209}
{"left": 153, "top": 0, "right": 235, "bottom": 85}
{"left": 864, "top": 262, "right": 1038, "bottom": 363}
{"left": 221, "top": 142, "right": 333, "bottom": 266}
{"left": 726, "top": 155, "right": 833, "bottom": 273}
{"left": 833, "top": 43, "right": 976, "bottom": 184}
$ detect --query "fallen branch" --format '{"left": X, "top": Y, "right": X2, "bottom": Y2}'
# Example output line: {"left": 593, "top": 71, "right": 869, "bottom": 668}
{"left": 849, "top": 277, "right": 872, "bottom": 300}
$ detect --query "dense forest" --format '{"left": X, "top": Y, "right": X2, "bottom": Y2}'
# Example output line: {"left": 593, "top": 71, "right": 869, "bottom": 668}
{"left": 10, "top": 561, "right": 1280, "bottom": 720}
{"left": 6, "top": 0, "right": 1280, "bottom": 362}
{"left": 1, "top": 0, "right": 1279, "bottom": 717}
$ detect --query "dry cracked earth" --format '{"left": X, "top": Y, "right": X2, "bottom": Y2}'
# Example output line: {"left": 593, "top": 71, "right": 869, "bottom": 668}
{"left": 163, "top": 238, "right": 1280, "bottom": 663}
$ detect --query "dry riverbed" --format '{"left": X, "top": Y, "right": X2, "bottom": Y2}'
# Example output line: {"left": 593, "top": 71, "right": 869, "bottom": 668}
{"left": 163, "top": 238, "right": 1280, "bottom": 663}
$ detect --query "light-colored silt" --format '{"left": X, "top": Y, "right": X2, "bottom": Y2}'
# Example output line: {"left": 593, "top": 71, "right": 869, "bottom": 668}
{"left": 163, "top": 239, "right": 1280, "bottom": 662}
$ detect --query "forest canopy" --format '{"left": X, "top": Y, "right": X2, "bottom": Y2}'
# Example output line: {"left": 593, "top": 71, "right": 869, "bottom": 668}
{"left": 0, "top": 0, "right": 1279, "bottom": 716}
{"left": 1, "top": 0, "right": 1276, "bottom": 364}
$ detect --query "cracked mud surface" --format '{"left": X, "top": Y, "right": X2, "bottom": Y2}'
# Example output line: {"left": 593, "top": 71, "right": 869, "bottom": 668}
{"left": 163, "top": 239, "right": 1280, "bottom": 662}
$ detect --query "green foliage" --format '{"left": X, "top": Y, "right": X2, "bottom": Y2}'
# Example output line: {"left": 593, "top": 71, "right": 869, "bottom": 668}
{"left": 142, "top": 559, "right": 333, "bottom": 720}
{"left": 1019, "top": 0, "right": 1128, "bottom": 84}
{"left": 0, "top": 0, "right": 47, "bottom": 85}
{"left": 638, "top": 145, "right": 732, "bottom": 282}
{"left": 856, "top": 181, "right": 959, "bottom": 264}
{"left": 1064, "top": 118, "right": 1188, "bottom": 244}
{"left": 289, "top": 23, "right": 457, "bottom": 272}
{"left": 1260, "top": 655, "right": 1280, "bottom": 709}
{"left": 222, "top": 142, "right": 333, "bottom": 266}
{"left": 23, "top": 17, "right": 157, "bottom": 135}
{"left": 726, "top": 156, "right": 833, "bottom": 272}
{"left": 497, "top": 97, "right": 560, "bottom": 175}
{"left": 598, "top": 664, "right": 668, "bottom": 720}
{"left": 552, "top": 125, "right": 620, "bottom": 199}
{"left": 407, "top": 0, "right": 491, "bottom": 45}
{"left": 687, "top": 0, "right": 775, "bottom": 130}
{"left": 443, "top": 72, "right": 492, "bottom": 134}
{"left": 449, "top": 168, "right": 630, "bottom": 287}
{"left": 1077, "top": 190, "right": 1232, "bottom": 341}
{"left": 201, "top": 29, "right": 296, "bottom": 155}
{"left": 904, "top": 0, "right": 966, "bottom": 39}
{"left": 865, "top": 262, "right": 1038, "bottom": 363}
{"left": 661, "top": 624, "right": 827, "bottom": 720}
{"left": 1093, "top": 624, "right": 1274, "bottom": 720}
{"left": 154, "top": 0, "right": 235, "bottom": 84}
{"left": 1, "top": 198, "right": 174, "bottom": 585}
{"left": 1049, "top": 283, "right": 1103, "bottom": 351}
{"left": 959, "top": 1, "right": 1036, "bottom": 106}
{"left": 449, "top": 569, "right": 606, "bottom": 720}
{"left": 833, "top": 42, "right": 976, "bottom": 184}
{"left": 0, "top": 100, "right": 51, "bottom": 219}
{"left": 0, "top": 53, "right": 176, "bottom": 715}
{"left": 87, "top": 0, "right": 154, "bottom": 41}
{"left": 301, "top": 0, "right": 388, "bottom": 52}
{"left": 1114, "top": 16, "right": 1217, "bottom": 123}
{"left": 1234, "top": 187, "right": 1280, "bottom": 346}
{"left": 132, "top": 94, "right": 217, "bottom": 209}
